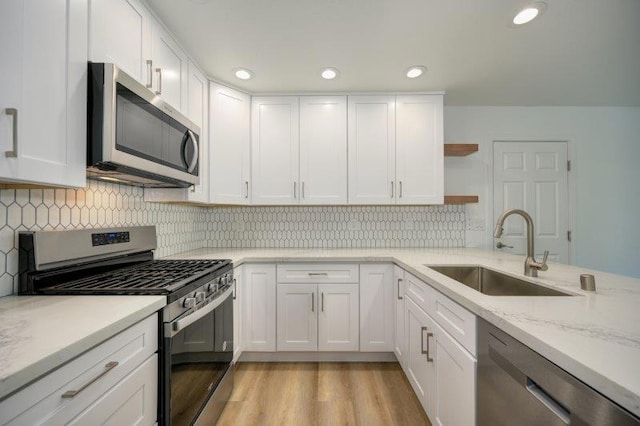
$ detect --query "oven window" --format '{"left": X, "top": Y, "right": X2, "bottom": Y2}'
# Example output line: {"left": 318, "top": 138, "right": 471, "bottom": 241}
{"left": 169, "top": 296, "right": 233, "bottom": 426}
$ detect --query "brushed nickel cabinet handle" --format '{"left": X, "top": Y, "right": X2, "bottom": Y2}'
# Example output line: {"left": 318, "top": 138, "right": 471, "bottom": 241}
{"left": 308, "top": 272, "right": 328, "bottom": 276}
{"left": 421, "top": 326, "right": 427, "bottom": 354}
{"left": 5, "top": 108, "right": 18, "bottom": 158}
{"left": 311, "top": 292, "right": 315, "bottom": 312}
{"left": 399, "top": 181, "right": 403, "bottom": 198}
{"left": 390, "top": 181, "right": 394, "bottom": 198}
{"left": 397, "top": 278, "right": 403, "bottom": 300}
{"left": 321, "top": 292, "right": 324, "bottom": 312}
{"left": 426, "top": 332, "right": 434, "bottom": 363}
{"left": 293, "top": 182, "right": 297, "bottom": 199}
{"left": 146, "top": 60, "right": 153, "bottom": 88}
{"left": 302, "top": 181, "right": 305, "bottom": 199}
{"left": 155, "top": 68, "right": 162, "bottom": 95}
{"left": 233, "top": 278, "right": 237, "bottom": 300}
{"left": 245, "top": 181, "right": 249, "bottom": 198}
{"left": 61, "top": 361, "right": 119, "bottom": 399}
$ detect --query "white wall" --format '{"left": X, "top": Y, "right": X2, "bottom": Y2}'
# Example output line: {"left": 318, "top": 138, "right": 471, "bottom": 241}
{"left": 444, "top": 106, "right": 640, "bottom": 278}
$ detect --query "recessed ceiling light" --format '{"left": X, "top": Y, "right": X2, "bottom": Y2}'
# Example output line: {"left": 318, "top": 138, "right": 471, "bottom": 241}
{"left": 321, "top": 68, "right": 339, "bottom": 80}
{"left": 406, "top": 66, "right": 427, "bottom": 79}
{"left": 234, "top": 68, "right": 253, "bottom": 80}
{"left": 512, "top": 2, "right": 546, "bottom": 26}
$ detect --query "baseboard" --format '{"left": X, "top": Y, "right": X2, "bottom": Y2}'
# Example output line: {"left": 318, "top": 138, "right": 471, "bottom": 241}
{"left": 238, "top": 351, "right": 398, "bottom": 362}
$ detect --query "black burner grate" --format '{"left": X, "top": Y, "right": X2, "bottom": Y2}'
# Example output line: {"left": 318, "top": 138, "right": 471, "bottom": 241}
{"left": 41, "top": 259, "right": 230, "bottom": 295}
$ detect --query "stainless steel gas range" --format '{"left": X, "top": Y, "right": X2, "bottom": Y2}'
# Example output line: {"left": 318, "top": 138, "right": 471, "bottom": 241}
{"left": 18, "top": 226, "right": 234, "bottom": 426}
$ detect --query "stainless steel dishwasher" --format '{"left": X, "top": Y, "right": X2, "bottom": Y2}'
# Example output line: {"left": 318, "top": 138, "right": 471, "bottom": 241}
{"left": 477, "top": 319, "right": 640, "bottom": 425}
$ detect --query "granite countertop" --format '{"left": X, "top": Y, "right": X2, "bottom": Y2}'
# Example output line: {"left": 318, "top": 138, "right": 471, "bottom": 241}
{"left": 169, "top": 247, "right": 640, "bottom": 417}
{"left": 0, "top": 295, "right": 166, "bottom": 400}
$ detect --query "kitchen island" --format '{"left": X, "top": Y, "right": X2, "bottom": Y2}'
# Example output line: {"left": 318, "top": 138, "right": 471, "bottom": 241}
{"left": 170, "top": 247, "right": 640, "bottom": 418}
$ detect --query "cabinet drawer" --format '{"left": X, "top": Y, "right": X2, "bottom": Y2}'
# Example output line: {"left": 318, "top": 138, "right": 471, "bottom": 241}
{"left": 405, "top": 272, "right": 476, "bottom": 355}
{"left": 0, "top": 314, "right": 158, "bottom": 425}
{"left": 430, "top": 291, "right": 476, "bottom": 355}
{"left": 277, "top": 263, "right": 359, "bottom": 283}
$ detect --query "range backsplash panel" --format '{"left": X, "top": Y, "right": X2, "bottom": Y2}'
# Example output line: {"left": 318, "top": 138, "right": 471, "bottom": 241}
{"left": 0, "top": 182, "right": 465, "bottom": 296}
{"left": 0, "top": 181, "right": 206, "bottom": 296}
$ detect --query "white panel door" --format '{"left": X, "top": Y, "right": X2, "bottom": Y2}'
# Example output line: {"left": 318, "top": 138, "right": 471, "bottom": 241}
{"left": 493, "top": 141, "right": 570, "bottom": 263}
{"left": 277, "top": 284, "right": 318, "bottom": 351}
{"left": 318, "top": 284, "right": 359, "bottom": 351}
{"left": 251, "top": 97, "right": 299, "bottom": 205}
{"left": 406, "top": 297, "right": 436, "bottom": 418}
{"left": 88, "top": 0, "right": 152, "bottom": 86}
{"left": 0, "top": 0, "right": 87, "bottom": 187}
{"left": 151, "top": 21, "right": 188, "bottom": 111}
{"left": 348, "top": 96, "right": 396, "bottom": 204}
{"left": 360, "top": 264, "right": 394, "bottom": 352}
{"left": 299, "top": 96, "right": 347, "bottom": 204}
{"left": 210, "top": 83, "right": 251, "bottom": 204}
{"left": 243, "top": 264, "right": 277, "bottom": 351}
{"left": 186, "top": 61, "right": 208, "bottom": 202}
{"left": 393, "top": 266, "right": 406, "bottom": 367}
{"left": 396, "top": 95, "right": 444, "bottom": 204}
{"left": 433, "top": 324, "right": 476, "bottom": 426}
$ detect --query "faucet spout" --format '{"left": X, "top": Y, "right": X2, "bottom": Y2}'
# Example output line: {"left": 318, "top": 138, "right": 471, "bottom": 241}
{"left": 493, "top": 209, "right": 549, "bottom": 277}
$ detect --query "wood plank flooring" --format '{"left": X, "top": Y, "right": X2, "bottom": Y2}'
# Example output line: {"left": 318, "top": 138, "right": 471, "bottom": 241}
{"left": 216, "top": 362, "right": 431, "bottom": 426}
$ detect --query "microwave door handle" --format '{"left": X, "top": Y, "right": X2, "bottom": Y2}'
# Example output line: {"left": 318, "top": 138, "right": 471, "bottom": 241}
{"left": 183, "top": 130, "right": 199, "bottom": 173}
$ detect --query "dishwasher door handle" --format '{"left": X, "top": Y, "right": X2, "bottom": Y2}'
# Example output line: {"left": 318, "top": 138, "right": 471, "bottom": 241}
{"left": 526, "top": 379, "right": 571, "bottom": 425}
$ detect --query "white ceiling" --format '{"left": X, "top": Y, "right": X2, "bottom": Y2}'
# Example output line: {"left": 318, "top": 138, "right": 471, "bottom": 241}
{"left": 147, "top": 0, "right": 640, "bottom": 106}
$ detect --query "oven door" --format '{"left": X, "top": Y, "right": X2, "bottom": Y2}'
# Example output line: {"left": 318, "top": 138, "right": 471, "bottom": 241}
{"left": 163, "top": 286, "right": 234, "bottom": 426}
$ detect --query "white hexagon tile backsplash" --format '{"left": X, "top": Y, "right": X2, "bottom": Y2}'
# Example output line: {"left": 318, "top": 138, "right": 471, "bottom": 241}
{"left": 0, "top": 181, "right": 465, "bottom": 296}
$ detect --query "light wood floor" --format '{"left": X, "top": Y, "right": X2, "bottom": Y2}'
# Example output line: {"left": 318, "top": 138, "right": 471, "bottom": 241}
{"left": 216, "top": 362, "right": 431, "bottom": 426}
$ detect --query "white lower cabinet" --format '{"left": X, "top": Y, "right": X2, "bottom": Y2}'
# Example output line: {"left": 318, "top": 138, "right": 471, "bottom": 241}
{"left": 405, "top": 286, "right": 476, "bottom": 425}
{"left": 0, "top": 314, "right": 158, "bottom": 425}
{"left": 243, "top": 264, "right": 277, "bottom": 351}
{"left": 318, "top": 284, "right": 359, "bottom": 351}
{"left": 276, "top": 282, "right": 359, "bottom": 352}
{"left": 394, "top": 266, "right": 407, "bottom": 368}
{"left": 360, "top": 264, "right": 394, "bottom": 352}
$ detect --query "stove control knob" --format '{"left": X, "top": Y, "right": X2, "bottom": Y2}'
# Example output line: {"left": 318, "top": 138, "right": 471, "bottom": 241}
{"left": 207, "top": 282, "right": 218, "bottom": 293}
{"left": 183, "top": 297, "right": 197, "bottom": 309}
{"left": 221, "top": 275, "right": 228, "bottom": 286}
{"left": 195, "top": 291, "right": 206, "bottom": 303}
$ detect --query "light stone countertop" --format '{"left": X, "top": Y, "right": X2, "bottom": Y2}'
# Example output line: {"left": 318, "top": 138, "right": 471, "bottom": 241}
{"left": 168, "top": 247, "right": 640, "bottom": 417}
{"left": 0, "top": 295, "right": 166, "bottom": 400}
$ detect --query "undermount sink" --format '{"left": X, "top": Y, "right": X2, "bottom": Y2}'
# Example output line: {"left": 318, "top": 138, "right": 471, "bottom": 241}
{"left": 426, "top": 265, "right": 573, "bottom": 296}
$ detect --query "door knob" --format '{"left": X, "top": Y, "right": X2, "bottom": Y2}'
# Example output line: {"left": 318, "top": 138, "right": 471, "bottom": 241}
{"left": 496, "top": 242, "right": 514, "bottom": 249}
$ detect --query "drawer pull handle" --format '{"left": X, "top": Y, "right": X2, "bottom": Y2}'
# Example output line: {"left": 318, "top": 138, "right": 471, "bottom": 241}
{"left": 61, "top": 361, "right": 119, "bottom": 399}
{"left": 308, "top": 272, "right": 328, "bottom": 276}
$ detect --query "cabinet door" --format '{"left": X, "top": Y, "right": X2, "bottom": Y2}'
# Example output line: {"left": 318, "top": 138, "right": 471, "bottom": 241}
{"left": 185, "top": 61, "right": 209, "bottom": 203}
{"left": 88, "top": 0, "right": 152, "bottom": 86}
{"left": 433, "top": 323, "right": 476, "bottom": 426}
{"left": 394, "top": 266, "right": 406, "bottom": 367}
{"left": 396, "top": 95, "right": 444, "bottom": 204}
{"left": 0, "top": 0, "right": 87, "bottom": 187}
{"left": 318, "top": 284, "right": 359, "bottom": 351}
{"left": 151, "top": 21, "right": 188, "bottom": 111}
{"left": 359, "top": 264, "right": 394, "bottom": 352}
{"left": 243, "top": 264, "right": 277, "bottom": 351}
{"left": 233, "top": 266, "right": 242, "bottom": 362}
{"left": 277, "top": 284, "right": 318, "bottom": 351}
{"left": 347, "top": 96, "right": 396, "bottom": 204}
{"left": 66, "top": 355, "right": 157, "bottom": 426}
{"left": 299, "top": 96, "right": 347, "bottom": 204}
{"left": 210, "top": 82, "right": 251, "bottom": 204}
{"left": 251, "top": 97, "right": 299, "bottom": 205}
{"left": 406, "top": 298, "right": 436, "bottom": 418}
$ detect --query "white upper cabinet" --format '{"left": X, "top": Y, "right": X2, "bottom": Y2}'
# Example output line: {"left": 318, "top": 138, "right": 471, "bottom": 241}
{"left": 88, "top": 0, "right": 153, "bottom": 87}
{"left": 151, "top": 20, "right": 188, "bottom": 112}
{"left": 251, "top": 97, "right": 299, "bottom": 205}
{"left": 395, "top": 95, "right": 443, "bottom": 204}
{"left": 299, "top": 96, "right": 348, "bottom": 204}
{"left": 348, "top": 96, "right": 396, "bottom": 204}
{"left": 210, "top": 83, "right": 251, "bottom": 204}
{"left": 0, "top": 0, "right": 87, "bottom": 188}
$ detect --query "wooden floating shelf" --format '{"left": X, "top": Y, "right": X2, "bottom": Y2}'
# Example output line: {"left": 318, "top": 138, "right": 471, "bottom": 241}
{"left": 444, "top": 143, "right": 479, "bottom": 157}
{"left": 444, "top": 195, "right": 479, "bottom": 204}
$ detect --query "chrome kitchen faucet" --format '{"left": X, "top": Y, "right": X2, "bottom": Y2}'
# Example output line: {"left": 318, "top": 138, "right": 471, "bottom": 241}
{"left": 494, "top": 209, "right": 549, "bottom": 277}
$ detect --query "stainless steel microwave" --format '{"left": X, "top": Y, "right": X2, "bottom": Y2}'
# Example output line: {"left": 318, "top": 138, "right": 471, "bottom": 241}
{"left": 87, "top": 63, "right": 200, "bottom": 188}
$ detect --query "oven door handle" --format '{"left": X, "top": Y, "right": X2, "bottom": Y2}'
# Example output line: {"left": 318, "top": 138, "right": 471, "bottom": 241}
{"left": 164, "top": 283, "right": 234, "bottom": 338}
